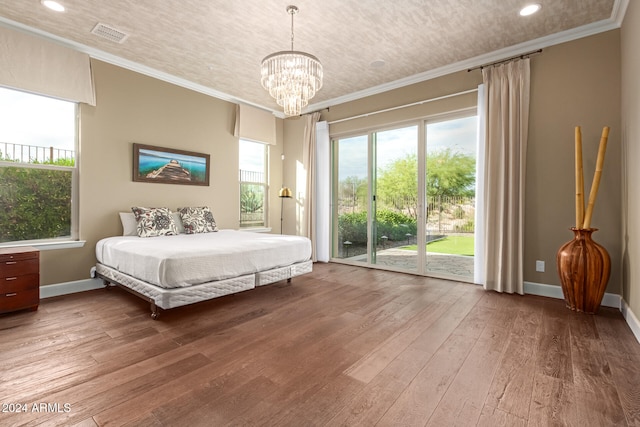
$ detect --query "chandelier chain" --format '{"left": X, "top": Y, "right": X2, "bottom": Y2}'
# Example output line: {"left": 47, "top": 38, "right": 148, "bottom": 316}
{"left": 290, "top": 6, "right": 295, "bottom": 51}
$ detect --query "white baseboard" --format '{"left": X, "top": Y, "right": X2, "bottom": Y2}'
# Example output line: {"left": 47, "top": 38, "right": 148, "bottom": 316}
{"left": 523, "top": 281, "right": 621, "bottom": 309}
{"left": 621, "top": 299, "right": 640, "bottom": 344}
{"left": 40, "top": 278, "right": 105, "bottom": 299}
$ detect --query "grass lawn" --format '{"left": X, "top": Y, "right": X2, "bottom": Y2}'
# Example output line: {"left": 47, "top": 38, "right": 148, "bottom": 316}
{"left": 403, "top": 235, "right": 474, "bottom": 256}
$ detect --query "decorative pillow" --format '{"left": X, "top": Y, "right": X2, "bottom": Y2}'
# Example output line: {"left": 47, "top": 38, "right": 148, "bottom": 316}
{"left": 119, "top": 212, "right": 138, "bottom": 236}
{"left": 131, "top": 207, "right": 179, "bottom": 237}
{"left": 177, "top": 206, "right": 218, "bottom": 234}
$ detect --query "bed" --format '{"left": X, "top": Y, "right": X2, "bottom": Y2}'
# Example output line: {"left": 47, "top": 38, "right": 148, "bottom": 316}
{"left": 95, "top": 208, "right": 313, "bottom": 319}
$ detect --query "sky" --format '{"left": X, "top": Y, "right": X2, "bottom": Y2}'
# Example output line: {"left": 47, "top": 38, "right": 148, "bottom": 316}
{"left": 338, "top": 115, "right": 478, "bottom": 179}
{"left": 239, "top": 139, "right": 265, "bottom": 172}
{"left": 0, "top": 86, "right": 76, "bottom": 154}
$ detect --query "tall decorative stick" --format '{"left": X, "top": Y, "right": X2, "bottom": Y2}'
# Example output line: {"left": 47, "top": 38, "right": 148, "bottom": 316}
{"left": 575, "top": 126, "right": 584, "bottom": 229}
{"left": 582, "top": 126, "right": 610, "bottom": 229}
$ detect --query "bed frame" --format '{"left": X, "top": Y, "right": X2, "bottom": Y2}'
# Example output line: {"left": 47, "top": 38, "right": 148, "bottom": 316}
{"left": 95, "top": 260, "right": 312, "bottom": 319}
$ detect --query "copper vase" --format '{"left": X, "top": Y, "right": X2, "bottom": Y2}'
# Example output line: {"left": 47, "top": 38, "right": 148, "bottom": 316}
{"left": 556, "top": 228, "right": 610, "bottom": 314}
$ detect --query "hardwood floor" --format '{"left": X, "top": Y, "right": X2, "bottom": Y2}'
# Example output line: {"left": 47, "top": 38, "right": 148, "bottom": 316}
{"left": 1, "top": 262, "right": 639, "bottom": 426}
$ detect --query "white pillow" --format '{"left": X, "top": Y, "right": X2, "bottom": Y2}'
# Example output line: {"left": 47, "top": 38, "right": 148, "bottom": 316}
{"left": 119, "top": 212, "right": 138, "bottom": 236}
{"left": 172, "top": 212, "right": 185, "bottom": 234}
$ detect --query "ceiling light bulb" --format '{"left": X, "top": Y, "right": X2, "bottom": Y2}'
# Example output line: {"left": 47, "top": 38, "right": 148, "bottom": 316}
{"left": 520, "top": 4, "right": 541, "bottom": 16}
{"left": 41, "top": 0, "right": 65, "bottom": 12}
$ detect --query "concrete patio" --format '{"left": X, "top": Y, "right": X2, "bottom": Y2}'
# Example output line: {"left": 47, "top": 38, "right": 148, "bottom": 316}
{"left": 347, "top": 247, "right": 475, "bottom": 281}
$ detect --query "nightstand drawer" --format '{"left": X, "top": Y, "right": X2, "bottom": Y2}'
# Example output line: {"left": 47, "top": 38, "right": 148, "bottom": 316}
{"left": 0, "top": 274, "right": 39, "bottom": 293}
{"left": 0, "top": 288, "right": 39, "bottom": 313}
{"left": 0, "top": 258, "right": 39, "bottom": 278}
{"left": 0, "top": 250, "right": 38, "bottom": 263}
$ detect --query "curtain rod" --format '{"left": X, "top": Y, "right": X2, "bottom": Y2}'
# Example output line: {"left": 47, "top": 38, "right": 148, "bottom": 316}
{"left": 467, "top": 49, "right": 542, "bottom": 72}
{"left": 327, "top": 88, "right": 478, "bottom": 125}
{"left": 300, "top": 107, "right": 329, "bottom": 117}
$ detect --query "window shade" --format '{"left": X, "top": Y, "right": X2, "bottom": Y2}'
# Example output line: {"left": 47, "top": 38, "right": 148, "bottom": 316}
{"left": 0, "top": 26, "right": 95, "bottom": 106}
{"left": 235, "top": 103, "right": 276, "bottom": 145}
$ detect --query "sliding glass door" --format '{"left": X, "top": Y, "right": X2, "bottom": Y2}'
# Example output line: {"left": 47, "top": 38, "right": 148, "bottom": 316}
{"left": 332, "top": 112, "right": 478, "bottom": 282}
{"left": 372, "top": 126, "right": 418, "bottom": 272}
{"left": 334, "top": 134, "right": 368, "bottom": 264}
{"left": 424, "top": 116, "right": 478, "bottom": 280}
{"left": 332, "top": 125, "right": 418, "bottom": 272}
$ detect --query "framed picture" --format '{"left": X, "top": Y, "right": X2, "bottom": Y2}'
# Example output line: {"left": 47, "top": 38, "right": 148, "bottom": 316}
{"left": 132, "top": 143, "right": 210, "bottom": 186}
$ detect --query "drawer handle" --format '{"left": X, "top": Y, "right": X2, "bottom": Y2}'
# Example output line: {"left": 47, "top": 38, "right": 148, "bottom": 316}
{"left": 5, "top": 277, "right": 17, "bottom": 281}
{"left": 5, "top": 261, "right": 17, "bottom": 265}
{"left": 5, "top": 293, "right": 17, "bottom": 297}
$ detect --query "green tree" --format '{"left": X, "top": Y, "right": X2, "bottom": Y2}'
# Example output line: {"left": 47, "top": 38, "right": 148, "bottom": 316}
{"left": 337, "top": 149, "right": 475, "bottom": 224}
{"left": 240, "top": 185, "right": 263, "bottom": 213}
{"left": 376, "top": 154, "right": 418, "bottom": 218}
{"left": 0, "top": 166, "right": 72, "bottom": 242}
{"left": 0, "top": 155, "right": 76, "bottom": 243}
{"left": 426, "top": 148, "right": 475, "bottom": 197}
{"left": 338, "top": 176, "right": 367, "bottom": 213}
{"left": 376, "top": 150, "right": 475, "bottom": 219}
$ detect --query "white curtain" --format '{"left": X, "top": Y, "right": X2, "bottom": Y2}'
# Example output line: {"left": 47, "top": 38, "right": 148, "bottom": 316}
{"left": 481, "top": 59, "right": 530, "bottom": 294}
{"left": 474, "top": 84, "right": 486, "bottom": 285}
{"left": 302, "top": 112, "right": 322, "bottom": 261}
{"left": 315, "top": 121, "right": 331, "bottom": 262}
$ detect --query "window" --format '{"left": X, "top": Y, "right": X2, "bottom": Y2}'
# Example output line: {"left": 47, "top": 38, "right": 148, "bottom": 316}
{"left": 0, "top": 86, "right": 77, "bottom": 245}
{"left": 239, "top": 139, "right": 268, "bottom": 228}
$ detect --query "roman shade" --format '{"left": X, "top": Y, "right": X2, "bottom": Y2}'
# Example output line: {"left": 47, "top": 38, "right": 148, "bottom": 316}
{"left": 234, "top": 103, "right": 276, "bottom": 145}
{"left": 0, "top": 25, "right": 95, "bottom": 106}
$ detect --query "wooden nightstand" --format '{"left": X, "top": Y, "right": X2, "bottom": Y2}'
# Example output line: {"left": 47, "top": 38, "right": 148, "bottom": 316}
{"left": 0, "top": 247, "right": 40, "bottom": 314}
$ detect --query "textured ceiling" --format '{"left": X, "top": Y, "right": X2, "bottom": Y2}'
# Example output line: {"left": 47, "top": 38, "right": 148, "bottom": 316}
{"left": 0, "top": 0, "right": 624, "bottom": 115}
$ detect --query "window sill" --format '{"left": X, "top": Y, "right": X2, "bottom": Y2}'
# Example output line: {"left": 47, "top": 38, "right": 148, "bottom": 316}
{"left": 0, "top": 240, "right": 86, "bottom": 251}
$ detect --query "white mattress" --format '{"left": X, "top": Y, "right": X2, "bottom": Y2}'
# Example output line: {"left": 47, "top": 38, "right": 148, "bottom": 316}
{"left": 95, "top": 230, "right": 312, "bottom": 289}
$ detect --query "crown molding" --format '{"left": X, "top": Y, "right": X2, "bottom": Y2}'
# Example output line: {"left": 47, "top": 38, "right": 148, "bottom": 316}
{"left": 1, "top": 0, "right": 628, "bottom": 119}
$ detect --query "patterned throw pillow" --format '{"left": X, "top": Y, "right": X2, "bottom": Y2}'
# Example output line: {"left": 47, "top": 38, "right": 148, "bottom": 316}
{"left": 177, "top": 206, "right": 218, "bottom": 234}
{"left": 131, "top": 207, "right": 179, "bottom": 237}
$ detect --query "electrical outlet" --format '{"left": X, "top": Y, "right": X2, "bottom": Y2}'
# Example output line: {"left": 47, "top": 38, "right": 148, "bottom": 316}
{"left": 536, "top": 260, "right": 545, "bottom": 272}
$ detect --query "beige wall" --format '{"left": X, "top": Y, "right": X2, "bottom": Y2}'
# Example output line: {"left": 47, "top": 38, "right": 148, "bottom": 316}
{"left": 526, "top": 30, "right": 621, "bottom": 293}
{"left": 40, "top": 60, "right": 284, "bottom": 285}
{"left": 284, "top": 29, "right": 623, "bottom": 293}
{"left": 282, "top": 116, "right": 307, "bottom": 236}
{"left": 621, "top": 2, "right": 640, "bottom": 315}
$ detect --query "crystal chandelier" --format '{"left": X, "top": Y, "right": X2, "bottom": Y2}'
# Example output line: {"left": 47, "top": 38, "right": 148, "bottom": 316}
{"left": 260, "top": 5, "right": 323, "bottom": 116}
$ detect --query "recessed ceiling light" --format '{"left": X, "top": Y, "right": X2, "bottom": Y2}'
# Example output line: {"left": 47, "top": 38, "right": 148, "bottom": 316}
{"left": 370, "top": 59, "right": 386, "bottom": 68}
{"left": 520, "top": 4, "right": 541, "bottom": 16}
{"left": 41, "top": 0, "right": 65, "bottom": 12}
